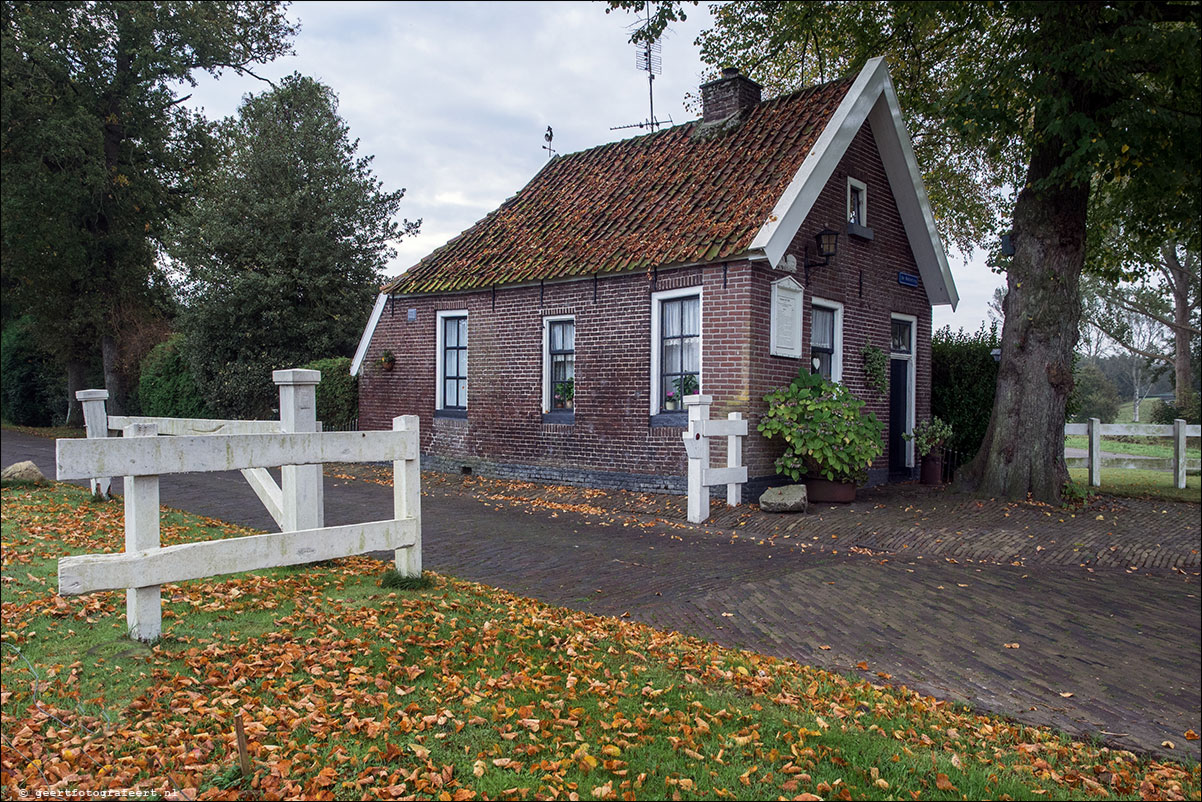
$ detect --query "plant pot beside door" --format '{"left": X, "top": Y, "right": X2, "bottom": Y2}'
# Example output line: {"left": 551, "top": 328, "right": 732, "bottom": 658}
{"left": 907, "top": 417, "right": 953, "bottom": 486}
{"left": 919, "top": 450, "right": 944, "bottom": 485}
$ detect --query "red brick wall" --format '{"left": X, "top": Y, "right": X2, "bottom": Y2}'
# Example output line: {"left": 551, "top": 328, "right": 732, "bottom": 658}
{"left": 360, "top": 121, "right": 938, "bottom": 492}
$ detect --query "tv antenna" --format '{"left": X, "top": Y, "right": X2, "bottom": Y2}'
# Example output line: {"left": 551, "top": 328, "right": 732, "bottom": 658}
{"left": 541, "top": 125, "right": 557, "bottom": 159}
{"left": 610, "top": 8, "right": 673, "bottom": 132}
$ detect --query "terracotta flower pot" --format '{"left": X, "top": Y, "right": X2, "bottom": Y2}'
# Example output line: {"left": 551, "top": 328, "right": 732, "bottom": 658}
{"left": 920, "top": 453, "right": 943, "bottom": 485}
{"left": 805, "top": 478, "right": 857, "bottom": 503}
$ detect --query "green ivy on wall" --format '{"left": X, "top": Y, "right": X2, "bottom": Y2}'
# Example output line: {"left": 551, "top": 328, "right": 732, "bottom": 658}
{"left": 860, "top": 341, "right": 888, "bottom": 395}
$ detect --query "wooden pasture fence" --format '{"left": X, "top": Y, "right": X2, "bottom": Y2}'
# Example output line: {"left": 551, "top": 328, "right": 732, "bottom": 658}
{"left": 57, "top": 369, "right": 422, "bottom": 642}
{"left": 76, "top": 369, "right": 325, "bottom": 533}
{"left": 1065, "top": 418, "right": 1200, "bottom": 490}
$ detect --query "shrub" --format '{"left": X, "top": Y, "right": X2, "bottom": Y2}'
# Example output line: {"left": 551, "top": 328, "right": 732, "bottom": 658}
{"left": 1, "top": 316, "right": 66, "bottom": 426}
{"left": 931, "top": 324, "right": 999, "bottom": 459}
{"left": 1070, "top": 362, "right": 1121, "bottom": 423}
{"left": 1149, "top": 394, "right": 1202, "bottom": 425}
{"left": 138, "top": 334, "right": 211, "bottom": 419}
{"left": 300, "top": 356, "right": 358, "bottom": 429}
{"left": 758, "top": 369, "right": 885, "bottom": 484}
{"left": 905, "top": 416, "right": 953, "bottom": 457}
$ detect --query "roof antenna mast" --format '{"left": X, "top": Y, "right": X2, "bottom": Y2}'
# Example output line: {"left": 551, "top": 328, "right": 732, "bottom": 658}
{"left": 611, "top": 5, "right": 673, "bottom": 133}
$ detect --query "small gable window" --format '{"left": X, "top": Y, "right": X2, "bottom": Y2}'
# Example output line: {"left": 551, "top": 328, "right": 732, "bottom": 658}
{"left": 847, "top": 177, "right": 868, "bottom": 227}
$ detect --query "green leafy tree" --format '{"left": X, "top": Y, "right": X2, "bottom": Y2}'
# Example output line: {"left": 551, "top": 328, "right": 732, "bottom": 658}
{"left": 172, "top": 74, "right": 419, "bottom": 418}
{"left": 1, "top": 1, "right": 296, "bottom": 421}
{"left": 613, "top": 1, "right": 1200, "bottom": 503}
{"left": 1069, "top": 362, "right": 1122, "bottom": 424}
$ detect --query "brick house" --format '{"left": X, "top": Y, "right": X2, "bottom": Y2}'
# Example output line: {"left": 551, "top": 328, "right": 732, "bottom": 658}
{"left": 353, "top": 57, "right": 958, "bottom": 498}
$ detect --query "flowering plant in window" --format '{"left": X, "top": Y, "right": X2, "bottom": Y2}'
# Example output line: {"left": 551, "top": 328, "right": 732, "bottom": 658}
{"left": 673, "top": 374, "right": 699, "bottom": 397}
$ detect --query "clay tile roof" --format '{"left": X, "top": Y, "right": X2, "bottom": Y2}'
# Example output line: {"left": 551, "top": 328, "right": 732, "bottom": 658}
{"left": 384, "top": 76, "right": 855, "bottom": 296}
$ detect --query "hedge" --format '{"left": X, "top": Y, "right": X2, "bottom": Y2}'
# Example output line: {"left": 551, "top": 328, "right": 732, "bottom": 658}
{"left": 300, "top": 356, "right": 358, "bottom": 430}
{"left": 138, "top": 334, "right": 212, "bottom": 419}
{"left": 931, "top": 324, "right": 1000, "bottom": 460}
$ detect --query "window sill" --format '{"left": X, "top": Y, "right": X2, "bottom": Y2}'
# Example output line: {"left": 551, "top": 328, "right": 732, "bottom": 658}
{"left": 541, "top": 410, "right": 575, "bottom": 425}
{"left": 434, "top": 408, "right": 467, "bottom": 420}
{"left": 650, "top": 412, "right": 688, "bottom": 428}
{"left": 846, "top": 222, "right": 874, "bottom": 241}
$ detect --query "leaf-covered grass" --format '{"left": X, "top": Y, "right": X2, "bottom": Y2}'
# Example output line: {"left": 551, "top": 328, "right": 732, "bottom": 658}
{"left": 3, "top": 483, "right": 1199, "bottom": 800}
{"left": 1067, "top": 467, "right": 1202, "bottom": 504}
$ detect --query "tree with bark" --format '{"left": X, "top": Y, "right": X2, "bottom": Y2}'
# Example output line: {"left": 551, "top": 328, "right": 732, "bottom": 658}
{"left": 1, "top": 1, "right": 296, "bottom": 421}
{"left": 611, "top": 0, "right": 1200, "bottom": 502}
{"left": 170, "top": 74, "right": 419, "bottom": 419}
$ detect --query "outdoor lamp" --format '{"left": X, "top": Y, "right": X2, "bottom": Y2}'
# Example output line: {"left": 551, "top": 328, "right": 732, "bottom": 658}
{"left": 804, "top": 226, "right": 840, "bottom": 283}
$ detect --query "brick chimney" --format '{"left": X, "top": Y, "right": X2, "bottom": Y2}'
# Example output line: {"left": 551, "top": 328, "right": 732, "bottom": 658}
{"left": 700, "top": 67, "right": 762, "bottom": 122}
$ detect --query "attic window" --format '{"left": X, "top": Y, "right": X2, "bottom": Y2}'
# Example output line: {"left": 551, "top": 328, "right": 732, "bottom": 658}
{"left": 847, "top": 178, "right": 867, "bottom": 227}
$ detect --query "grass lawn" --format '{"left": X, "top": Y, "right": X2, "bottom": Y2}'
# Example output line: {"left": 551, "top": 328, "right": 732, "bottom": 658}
{"left": 1067, "top": 467, "right": 1202, "bottom": 504}
{"left": 1064, "top": 434, "right": 1201, "bottom": 461}
{"left": 2, "top": 482, "right": 1199, "bottom": 800}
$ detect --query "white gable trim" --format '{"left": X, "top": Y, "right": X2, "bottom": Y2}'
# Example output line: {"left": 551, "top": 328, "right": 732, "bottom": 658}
{"left": 350, "top": 293, "right": 388, "bottom": 377}
{"left": 749, "top": 57, "right": 958, "bottom": 309}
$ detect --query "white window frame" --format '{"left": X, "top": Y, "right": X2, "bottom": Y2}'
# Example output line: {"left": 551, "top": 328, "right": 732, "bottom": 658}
{"left": 891, "top": 312, "right": 918, "bottom": 468}
{"left": 769, "top": 276, "right": 804, "bottom": 359}
{"left": 847, "top": 177, "right": 868, "bottom": 227}
{"left": 649, "top": 286, "right": 703, "bottom": 415}
{"left": 810, "top": 297, "right": 844, "bottom": 383}
{"left": 542, "top": 315, "right": 575, "bottom": 414}
{"left": 435, "top": 309, "right": 468, "bottom": 411}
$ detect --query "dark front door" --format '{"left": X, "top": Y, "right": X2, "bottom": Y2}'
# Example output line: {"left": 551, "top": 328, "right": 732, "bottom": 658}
{"left": 889, "top": 357, "right": 909, "bottom": 473}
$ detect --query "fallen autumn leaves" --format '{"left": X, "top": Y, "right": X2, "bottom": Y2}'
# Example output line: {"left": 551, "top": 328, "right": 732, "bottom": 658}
{"left": 2, "top": 483, "right": 1199, "bottom": 800}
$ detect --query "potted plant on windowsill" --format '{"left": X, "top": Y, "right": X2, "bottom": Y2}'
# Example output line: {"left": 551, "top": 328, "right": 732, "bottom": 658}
{"left": 554, "top": 378, "right": 574, "bottom": 410}
{"left": 380, "top": 349, "right": 396, "bottom": 372}
{"left": 905, "top": 416, "right": 953, "bottom": 485}
{"left": 758, "top": 370, "right": 885, "bottom": 502}
{"left": 664, "top": 391, "right": 679, "bottom": 411}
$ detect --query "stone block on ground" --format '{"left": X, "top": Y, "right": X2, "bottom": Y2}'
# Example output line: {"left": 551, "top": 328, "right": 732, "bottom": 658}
{"left": 758, "top": 484, "right": 808, "bottom": 513}
{"left": 2, "top": 460, "right": 47, "bottom": 484}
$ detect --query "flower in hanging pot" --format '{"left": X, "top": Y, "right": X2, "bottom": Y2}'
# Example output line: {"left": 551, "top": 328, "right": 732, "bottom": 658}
{"left": 380, "top": 349, "right": 396, "bottom": 371}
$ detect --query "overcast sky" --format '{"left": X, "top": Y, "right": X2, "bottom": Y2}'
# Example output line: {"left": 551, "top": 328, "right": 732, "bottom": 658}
{"left": 181, "top": 0, "right": 1001, "bottom": 332}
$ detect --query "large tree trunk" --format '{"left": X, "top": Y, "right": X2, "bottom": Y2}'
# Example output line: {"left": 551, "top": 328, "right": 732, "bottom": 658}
{"left": 957, "top": 139, "right": 1088, "bottom": 504}
{"left": 64, "top": 360, "right": 87, "bottom": 427}
{"left": 1163, "top": 244, "right": 1195, "bottom": 407}
{"left": 101, "top": 333, "right": 125, "bottom": 416}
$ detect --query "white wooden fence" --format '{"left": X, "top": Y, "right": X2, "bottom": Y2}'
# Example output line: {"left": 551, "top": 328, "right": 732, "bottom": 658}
{"left": 1065, "top": 418, "right": 1200, "bottom": 490}
{"left": 681, "top": 394, "right": 748, "bottom": 523}
{"left": 56, "top": 370, "right": 422, "bottom": 642}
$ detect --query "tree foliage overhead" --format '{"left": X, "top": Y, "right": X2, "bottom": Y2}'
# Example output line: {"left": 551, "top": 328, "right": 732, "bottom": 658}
{"left": 614, "top": 0, "right": 1200, "bottom": 503}
{"left": 172, "top": 73, "right": 419, "bottom": 418}
{"left": 1, "top": 0, "right": 296, "bottom": 416}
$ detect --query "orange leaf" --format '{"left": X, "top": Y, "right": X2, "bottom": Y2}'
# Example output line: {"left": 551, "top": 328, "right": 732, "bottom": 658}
{"left": 935, "top": 773, "right": 957, "bottom": 792}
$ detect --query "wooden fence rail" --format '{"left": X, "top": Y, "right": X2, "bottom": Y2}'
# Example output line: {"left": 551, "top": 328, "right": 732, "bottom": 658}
{"left": 1064, "top": 418, "right": 1200, "bottom": 490}
{"left": 58, "top": 370, "right": 422, "bottom": 642}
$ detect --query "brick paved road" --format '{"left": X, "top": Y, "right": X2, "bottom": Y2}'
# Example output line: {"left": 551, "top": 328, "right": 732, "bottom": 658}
{"left": 4, "top": 429, "right": 1199, "bottom": 759}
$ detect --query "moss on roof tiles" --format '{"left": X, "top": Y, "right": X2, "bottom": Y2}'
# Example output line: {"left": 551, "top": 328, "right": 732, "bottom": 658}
{"left": 384, "top": 76, "right": 852, "bottom": 296}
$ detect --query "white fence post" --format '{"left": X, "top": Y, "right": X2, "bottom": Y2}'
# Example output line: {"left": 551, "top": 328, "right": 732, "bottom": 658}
{"left": 393, "top": 415, "right": 422, "bottom": 576}
{"left": 274, "top": 369, "right": 323, "bottom": 532}
{"left": 685, "top": 395, "right": 712, "bottom": 524}
{"left": 1088, "top": 417, "right": 1102, "bottom": 487}
{"left": 727, "top": 412, "right": 743, "bottom": 507}
{"left": 123, "top": 423, "right": 161, "bottom": 642}
{"left": 1174, "top": 418, "right": 1187, "bottom": 490}
{"left": 77, "top": 389, "right": 111, "bottom": 499}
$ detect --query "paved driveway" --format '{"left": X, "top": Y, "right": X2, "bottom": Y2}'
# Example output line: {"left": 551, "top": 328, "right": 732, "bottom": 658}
{"left": 3, "top": 429, "right": 1199, "bottom": 759}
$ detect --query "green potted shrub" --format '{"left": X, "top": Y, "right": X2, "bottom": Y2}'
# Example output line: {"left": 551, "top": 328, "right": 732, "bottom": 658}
{"left": 758, "top": 370, "right": 885, "bottom": 502}
{"left": 905, "top": 416, "right": 953, "bottom": 485}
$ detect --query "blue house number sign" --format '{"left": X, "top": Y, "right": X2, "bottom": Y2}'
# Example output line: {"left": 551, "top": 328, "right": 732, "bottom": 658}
{"left": 897, "top": 272, "right": 919, "bottom": 288}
